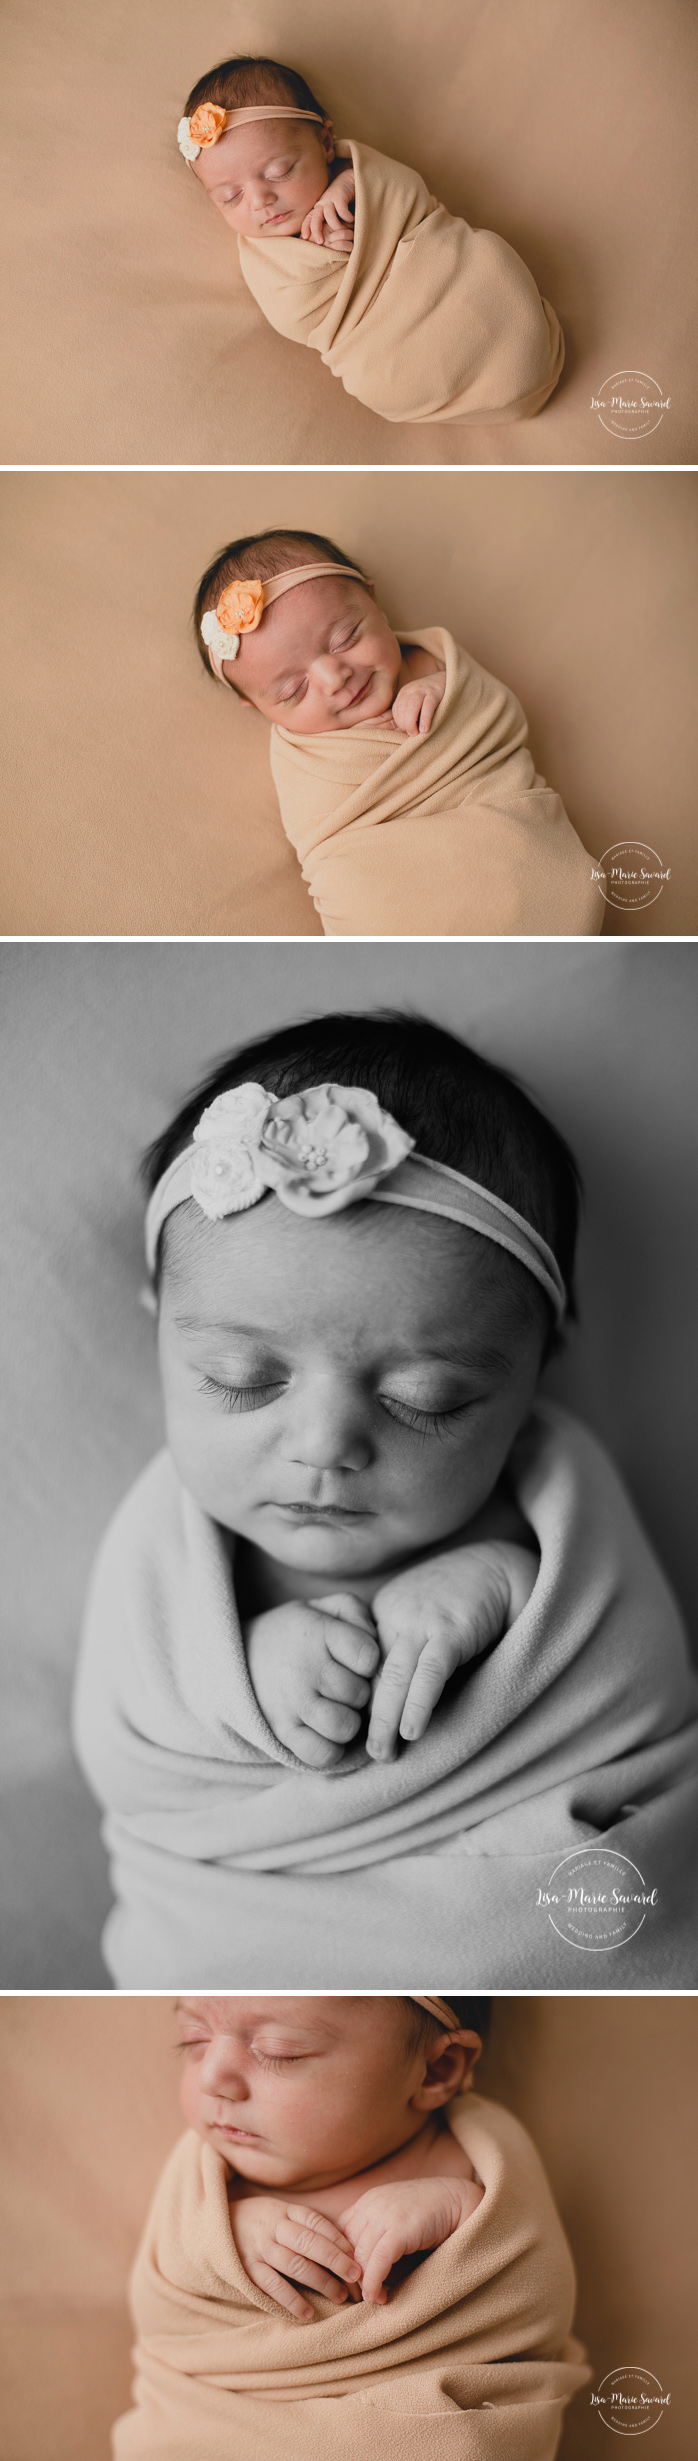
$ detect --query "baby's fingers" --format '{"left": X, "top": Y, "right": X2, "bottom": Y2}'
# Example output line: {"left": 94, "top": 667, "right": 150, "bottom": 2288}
{"left": 417, "top": 688, "right": 441, "bottom": 735}
{"left": 253, "top": 2259, "right": 315, "bottom": 2322}
{"left": 318, "top": 1656, "right": 372, "bottom": 1710}
{"left": 398, "top": 1630, "right": 464, "bottom": 1741}
{"left": 355, "top": 2232, "right": 397, "bottom": 2304}
{"left": 366, "top": 1639, "right": 422, "bottom": 1760}
{"left": 316, "top": 1597, "right": 379, "bottom": 1679}
{"left": 301, "top": 199, "right": 330, "bottom": 245}
{"left": 302, "top": 1697, "right": 362, "bottom": 1745}
{"left": 281, "top": 2210, "right": 362, "bottom": 2286}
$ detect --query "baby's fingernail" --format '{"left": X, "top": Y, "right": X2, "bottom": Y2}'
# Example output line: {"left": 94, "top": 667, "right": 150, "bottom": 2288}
{"left": 357, "top": 1643, "right": 377, "bottom": 1672}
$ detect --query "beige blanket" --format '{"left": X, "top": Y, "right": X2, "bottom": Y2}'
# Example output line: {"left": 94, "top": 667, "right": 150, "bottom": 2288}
{"left": 239, "top": 140, "right": 563, "bottom": 429}
{"left": 270, "top": 629, "right": 601, "bottom": 936}
{"left": 113, "top": 2093, "right": 589, "bottom": 2460}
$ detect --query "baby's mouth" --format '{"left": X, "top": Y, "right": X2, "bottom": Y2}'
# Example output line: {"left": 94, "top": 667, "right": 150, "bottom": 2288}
{"left": 339, "top": 674, "right": 374, "bottom": 714}
{"left": 273, "top": 1500, "right": 373, "bottom": 1522}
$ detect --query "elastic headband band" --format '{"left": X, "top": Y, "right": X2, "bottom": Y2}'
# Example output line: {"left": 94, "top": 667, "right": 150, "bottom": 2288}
{"left": 410, "top": 1996, "right": 464, "bottom": 2031}
{"left": 178, "top": 103, "right": 324, "bottom": 163}
{"left": 201, "top": 564, "right": 369, "bottom": 680}
{"left": 144, "top": 1081, "right": 566, "bottom": 1325}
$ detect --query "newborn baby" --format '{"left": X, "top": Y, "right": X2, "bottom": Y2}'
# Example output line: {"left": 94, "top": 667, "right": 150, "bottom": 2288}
{"left": 113, "top": 1994, "right": 589, "bottom": 2459}
{"left": 195, "top": 526, "right": 601, "bottom": 937}
{"left": 75, "top": 1010, "right": 698, "bottom": 1992}
{"left": 178, "top": 54, "right": 564, "bottom": 428}
{"left": 179, "top": 1991, "right": 485, "bottom": 2317}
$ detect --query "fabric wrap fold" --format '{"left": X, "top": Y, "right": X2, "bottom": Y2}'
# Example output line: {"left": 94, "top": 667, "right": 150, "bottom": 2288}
{"left": 269, "top": 629, "right": 601, "bottom": 937}
{"left": 238, "top": 141, "right": 564, "bottom": 428}
{"left": 112, "top": 2093, "right": 590, "bottom": 2460}
{"left": 73, "top": 1404, "right": 698, "bottom": 1987}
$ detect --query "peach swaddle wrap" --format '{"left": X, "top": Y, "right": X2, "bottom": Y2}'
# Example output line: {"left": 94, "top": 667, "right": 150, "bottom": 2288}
{"left": 238, "top": 141, "right": 564, "bottom": 429}
{"left": 113, "top": 2093, "right": 590, "bottom": 2460}
{"left": 270, "top": 629, "right": 601, "bottom": 937}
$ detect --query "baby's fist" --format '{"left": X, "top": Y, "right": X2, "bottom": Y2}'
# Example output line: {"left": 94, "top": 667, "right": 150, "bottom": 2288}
{"left": 339, "top": 2178, "right": 475, "bottom": 2304}
{"left": 390, "top": 672, "right": 446, "bottom": 737}
{"left": 368, "top": 1542, "right": 538, "bottom": 1760}
{"left": 301, "top": 169, "right": 355, "bottom": 252}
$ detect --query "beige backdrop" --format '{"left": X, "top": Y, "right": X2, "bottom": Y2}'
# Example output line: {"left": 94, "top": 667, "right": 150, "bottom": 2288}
{"left": 2, "top": 470, "right": 696, "bottom": 935}
{"left": 1, "top": 939, "right": 696, "bottom": 1989}
{"left": 0, "top": 1994, "right": 694, "bottom": 2461}
{"left": 2, "top": 0, "right": 696, "bottom": 465}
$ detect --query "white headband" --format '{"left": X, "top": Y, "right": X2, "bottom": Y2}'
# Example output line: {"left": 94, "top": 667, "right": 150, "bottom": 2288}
{"left": 178, "top": 103, "right": 324, "bottom": 164}
{"left": 144, "top": 1081, "right": 567, "bottom": 1324}
{"left": 200, "top": 563, "right": 370, "bottom": 679}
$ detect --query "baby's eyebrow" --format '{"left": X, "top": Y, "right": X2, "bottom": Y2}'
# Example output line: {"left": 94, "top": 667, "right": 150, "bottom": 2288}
{"left": 174, "top": 1313, "right": 272, "bottom": 1336}
{"left": 429, "top": 1338, "right": 517, "bottom": 1377}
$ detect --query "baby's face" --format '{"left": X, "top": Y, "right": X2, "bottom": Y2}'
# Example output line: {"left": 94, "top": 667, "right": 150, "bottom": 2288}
{"left": 176, "top": 1995, "right": 470, "bottom": 2188}
{"left": 157, "top": 1198, "right": 544, "bottom": 1583}
{"left": 192, "top": 116, "right": 334, "bottom": 238}
{"left": 229, "top": 577, "right": 402, "bottom": 731}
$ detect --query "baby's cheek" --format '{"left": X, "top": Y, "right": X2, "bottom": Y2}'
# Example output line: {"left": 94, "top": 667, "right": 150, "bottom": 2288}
{"left": 179, "top": 2064, "right": 202, "bottom": 2132}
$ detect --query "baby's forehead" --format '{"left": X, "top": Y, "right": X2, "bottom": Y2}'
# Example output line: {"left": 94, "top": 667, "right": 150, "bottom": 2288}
{"left": 198, "top": 117, "right": 311, "bottom": 184}
{"left": 237, "top": 578, "right": 369, "bottom": 682}
{"left": 160, "top": 1194, "right": 535, "bottom": 1359}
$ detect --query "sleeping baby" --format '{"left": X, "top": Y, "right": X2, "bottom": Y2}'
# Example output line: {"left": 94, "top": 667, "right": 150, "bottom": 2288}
{"left": 112, "top": 1992, "right": 590, "bottom": 2459}
{"left": 193, "top": 525, "right": 601, "bottom": 937}
{"left": 73, "top": 1010, "right": 698, "bottom": 1989}
{"left": 176, "top": 54, "right": 564, "bottom": 428}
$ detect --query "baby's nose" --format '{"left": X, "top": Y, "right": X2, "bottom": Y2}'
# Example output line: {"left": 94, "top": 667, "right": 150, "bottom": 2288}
{"left": 314, "top": 654, "right": 352, "bottom": 693}
{"left": 199, "top": 2041, "right": 248, "bottom": 2096}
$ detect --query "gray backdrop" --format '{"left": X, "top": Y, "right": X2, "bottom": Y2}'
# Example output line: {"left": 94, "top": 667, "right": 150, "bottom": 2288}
{"left": 1, "top": 941, "right": 696, "bottom": 1982}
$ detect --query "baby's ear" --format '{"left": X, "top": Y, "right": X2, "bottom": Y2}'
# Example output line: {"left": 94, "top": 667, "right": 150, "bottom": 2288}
{"left": 322, "top": 118, "right": 335, "bottom": 161}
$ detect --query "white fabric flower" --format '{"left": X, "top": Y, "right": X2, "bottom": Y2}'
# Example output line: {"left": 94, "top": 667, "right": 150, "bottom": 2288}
{"left": 186, "top": 1081, "right": 413, "bottom": 1225}
{"left": 190, "top": 1084, "right": 272, "bottom": 1218}
{"left": 177, "top": 117, "right": 201, "bottom": 162}
{"left": 200, "top": 610, "right": 240, "bottom": 661}
{"left": 258, "top": 1084, "right": 414, "bottom": 1216}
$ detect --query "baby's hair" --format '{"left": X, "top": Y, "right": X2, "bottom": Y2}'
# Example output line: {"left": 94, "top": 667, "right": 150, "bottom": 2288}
{"left": 142, "top": 1009, "right": 582, "bottom": 1349}
{"left": 193, "top": 530, "right": 371, "bottom": 690}
{"left": 402, "top": 1997, "right": 491, "bottom": 2053}
{"left": 184, "top": 55, "right": 327, "bottom": 130}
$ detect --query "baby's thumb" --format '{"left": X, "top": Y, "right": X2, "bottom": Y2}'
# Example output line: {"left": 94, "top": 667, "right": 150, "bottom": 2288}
{"left": 315, "top": 1592, "right": 377, "bottom": 1635}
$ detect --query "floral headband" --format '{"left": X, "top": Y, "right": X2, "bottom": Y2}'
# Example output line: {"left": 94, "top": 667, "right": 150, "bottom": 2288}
{"left": 178, "top": 102, "right": 324, "bottom": 164}
{"left": 200, "top": 563, "right": 369, "bottom": 677}
{"left": 144, "top": 1081, "right": 567, "bottom": 1324}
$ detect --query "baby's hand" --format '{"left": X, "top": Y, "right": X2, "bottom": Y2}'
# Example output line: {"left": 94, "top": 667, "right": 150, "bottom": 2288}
{"left": 245, "top": 1594, "right": 379, "bottom": 1768}
{"left": 367, "top": 1541, "right": 538, "bottom": 1761}
{"left": 301, "top": 168, "right": 355, "bottom": 253}
{"left": 390, "top": 670, "right": 446, "bottom": 737}
{"left": 230, "top": 2196, "right": 362, "bottom": 2322}
{"left": 339, "top": 2176, "right": 482, "bottom": 2305}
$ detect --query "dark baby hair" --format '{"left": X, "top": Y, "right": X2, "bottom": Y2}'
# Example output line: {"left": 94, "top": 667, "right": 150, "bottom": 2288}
{"left": 142, "top": 1009, "right": 581, "bottom": 1344}
{"left": 184, "top": 55, "right": 327, "bottom": 129}
{"left": 193, "top": 529, "right": 369, "bottom": 688}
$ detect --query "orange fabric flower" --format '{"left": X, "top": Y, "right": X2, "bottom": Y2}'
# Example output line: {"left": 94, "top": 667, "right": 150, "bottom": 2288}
{"left": 188, "top": 103, "right": 227, "bottom": 149}
{"left": 216, "top": 578, "right": 265, "bottom": 635}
